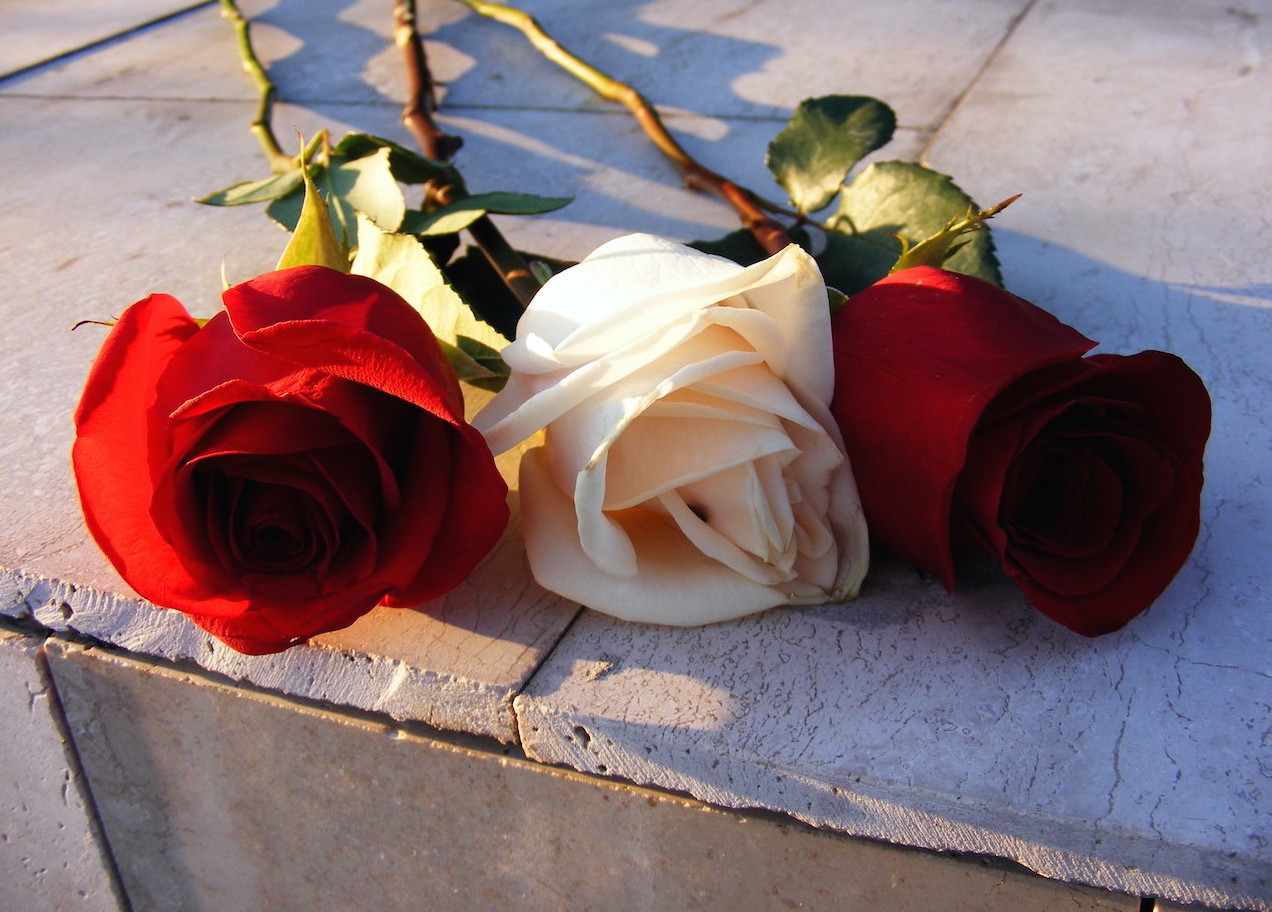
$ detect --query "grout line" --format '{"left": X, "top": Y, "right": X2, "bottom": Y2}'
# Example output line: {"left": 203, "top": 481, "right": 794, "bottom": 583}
{"left": 917, "top": 0, "right": 1042, "bottom": 164}
{"left": 34, "top": 637, "right": 136, "bottom": 912}
{"left": 0, "top": 1, "right": 216, "bottom": 88}
{"left": 508, "top": 604, "right": 587, "bottom": 748}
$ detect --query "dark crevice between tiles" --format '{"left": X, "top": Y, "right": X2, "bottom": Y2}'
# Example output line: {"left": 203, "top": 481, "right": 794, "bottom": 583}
{"left": 27, "top": 631, "right": 137, "bottom": 912}
{"left": 917, "top": 0, "right": 1042, "bottom": 164}
{"left": 0, "top": 1, "right": 216, "bottom": 88}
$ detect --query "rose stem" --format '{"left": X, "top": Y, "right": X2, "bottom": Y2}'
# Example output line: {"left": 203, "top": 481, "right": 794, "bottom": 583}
{"left": 394, "top": 0, "right": 540, "bottom": 311}
{"left": 451, "top": 0, "right": 791, "bottom": 255}
{"left": 218, "top": 0, "right": 293, "bottom": 174}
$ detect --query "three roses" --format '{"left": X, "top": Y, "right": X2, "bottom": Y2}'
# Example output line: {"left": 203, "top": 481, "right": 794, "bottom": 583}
{"left": 75, "top": 236, "right": 1210, "bottom": 652}
{"left": 73, "top": 266, "right": 509, "bottom": 654}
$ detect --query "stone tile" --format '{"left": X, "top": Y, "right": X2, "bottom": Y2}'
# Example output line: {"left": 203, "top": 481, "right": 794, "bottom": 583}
{"left": 515, "top": 3, "right": 1272, "bottom": 911}
{"left": 515, "top": 566, "right": 1271, "bottom": 912}
{"left": 45, "top": 639, "right": 1138, "bottom": 912}
{"left": 9, "top": 0, "right": 1033, "bottom": 134}
{"left": 0, "top": 0, "right": 205, "bottom": 79}
{"left": 409, "top": 0, "right": 1037, "bottom": 128}
{"left": 0, "top": 627, "right": 122, "bottom": 912}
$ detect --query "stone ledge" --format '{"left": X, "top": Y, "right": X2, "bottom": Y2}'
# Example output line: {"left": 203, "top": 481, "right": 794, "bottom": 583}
{"left": 37, "top": 634, "right": 1142, "bottom": 912}
{"left": 0, "top": 564, "right": 576, "bottom": 745}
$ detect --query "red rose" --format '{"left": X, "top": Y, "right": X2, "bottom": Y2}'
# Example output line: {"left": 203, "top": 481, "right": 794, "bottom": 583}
{"left": 73, "top": 265, "right": 509, "bottom": 654}
{"left": 829, "top": 266, "right": 1210, "bottom": 636}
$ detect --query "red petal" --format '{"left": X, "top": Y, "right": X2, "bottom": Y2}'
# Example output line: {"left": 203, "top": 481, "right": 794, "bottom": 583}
{"left": 382, "top": 421, "right": 511, "bottom": 607}
{"left": 830, "top": 267, "right": 1094, "bottom": 585}
{"left": 977, "top": 352, "right": 1209, "bottom": 635}
{"left": 73, "top": 294, "right": 218, "bottom": 605}
{"left": 222, "top": 266, "right": 465, "bottom": 426}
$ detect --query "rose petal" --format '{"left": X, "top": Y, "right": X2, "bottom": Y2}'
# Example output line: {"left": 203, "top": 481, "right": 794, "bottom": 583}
{"left": 72, "top": 294, "right": 228, "bottom": 609}
{"left": 658, "top": 483, "right": 793, "bottom": 585}
{"left": 520, "top": 447, "right": 793, "bottom": 625}
{"left": 831, "top": 267, "right": 1097, "bottom": 586}
{"left": 223, "top": 266, "right": 465, "bottom": 426}
{"left": 379, "top": 417, "right": 511, "bottom": 607}
{"left": 603, "top": 414, "right": 798, "bottom": 510}
{"left": 980, "top": 351, "right": 1208, "bottom": 635}
{"left": 479, "top": 311, "right": 739, "bottom": 455}
{"left": 479, "top": 240, "right": 831, "bottom": 452}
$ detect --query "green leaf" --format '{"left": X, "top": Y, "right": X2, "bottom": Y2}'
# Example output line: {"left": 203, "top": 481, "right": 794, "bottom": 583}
{"left": 267, "top": 147, "right": 407, "bottom": 237}
{"left": 333, "top": 133, "right": 456, "bottom": 185}
{"left": 198, "top": 169, "right": 304, "bottom": 206}
{"left": 276, "top": 164, "right": 350, "bottom": 272}
{"left": 766, "top": 96, "right": 896, "bottom": 214}
{"left": 467, "top": 191, "right": 573, "bottom": 216}
{"left": 351, "top": 217, "right": 510, "bottom": 389}
{"left": 401, "top": 206, "right": 486, "bottom": 237}
{"left": 822, "top": 160, "right": 1002, "bottom": 294}
{"left": 400, "top": 191, "right": 573, "bottom": 237}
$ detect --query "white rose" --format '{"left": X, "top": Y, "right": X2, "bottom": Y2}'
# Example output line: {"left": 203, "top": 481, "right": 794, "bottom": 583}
{"left": 474, "top": 233, "right": 868, "bottom": 625}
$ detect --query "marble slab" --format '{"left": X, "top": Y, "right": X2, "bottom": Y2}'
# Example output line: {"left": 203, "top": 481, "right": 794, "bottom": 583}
{"left": 0, "top": 627, "right": 122, "bottom": 912}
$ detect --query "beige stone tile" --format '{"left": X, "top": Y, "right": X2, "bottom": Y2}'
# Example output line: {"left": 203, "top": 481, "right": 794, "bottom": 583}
{"left": 0, "top": 627, "right": 122, "bottom": 912}
{"left": 8, "top": 0, "right": 1032, "bottom": 134}
{"left": 0, "top": 0, "right": 203, "bottom": 79}
{"left": 412, "top": 0, "right": 1037, "bottom": 128}
{"left": 45, "top": 639, "right": 1137, "bottom": 912}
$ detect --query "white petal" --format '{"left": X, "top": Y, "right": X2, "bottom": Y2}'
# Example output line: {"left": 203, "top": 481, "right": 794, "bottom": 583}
{"left": 671, "top": 460, "right": 796, "bottom": 566}
{"left": 604, "top": 414, "right": 797, "bottom": 510}
{"left": 657, "top": 488, "right": 791, "bottom": 585}
{"left": 725, "top": 242, "right": 836, "bottom": 403}
{"left": 573, "top": 449, "right": 638, "bottom": 577}
{"left": 510, "top": 234, "right": 743, "bottom": 366}
{"left": 520, "top": 448, "right": 791, "bottom": 625}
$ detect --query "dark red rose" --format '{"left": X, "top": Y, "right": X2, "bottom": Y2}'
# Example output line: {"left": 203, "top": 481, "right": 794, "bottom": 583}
{"left": 74, "top": 265, "right": 509, "bottom": 654}
{"left": 829, "top": 266, "right": 1210, "bottom": 636}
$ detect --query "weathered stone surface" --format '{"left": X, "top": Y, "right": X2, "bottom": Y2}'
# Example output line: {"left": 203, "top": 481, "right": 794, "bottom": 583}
{"left": 516, "top": 563, "right": 1271, "bottom": 911}
{"left": 45, "top": 640, "right": 1138, "bottom": 912}
{"left": 515, "top": 2, "right": 1272, "bottom": 910}
{"left": 0, "top": 0, "right": 201, "bottom": 78}
{"left": 0, "top": 627, "right": 121, "bottom": 912}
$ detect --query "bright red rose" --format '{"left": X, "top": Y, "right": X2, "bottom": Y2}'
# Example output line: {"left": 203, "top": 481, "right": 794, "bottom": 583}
{"left": 829, "top": 266, "right": 1210, "bottom": 636}
{"left": 73, "top": 265, "right": 509, "bottom": 654}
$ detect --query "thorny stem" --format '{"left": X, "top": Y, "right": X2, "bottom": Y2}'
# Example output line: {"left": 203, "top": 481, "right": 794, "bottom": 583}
{"left": 393, "top": 0, "right": 463, "bottom": 162}
{"left": 452, "top": 0, "right": 791, "bottom": 255}
{"left": 218, "top": 0, "right": 292, "bottom": 173}
{"left": 394, "top": 0, "right": 540, "bottom": 309}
